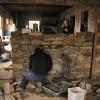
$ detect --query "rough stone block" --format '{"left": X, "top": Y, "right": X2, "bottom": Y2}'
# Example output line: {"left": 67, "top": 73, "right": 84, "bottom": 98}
{"left": 3, "top": 82, "right": 14, "bottom": 95}
{"left": 85, "top": 83, "right": 92, "bottom": 93}
{"left": 79, "top": 82, "right": 86, "bottom": 89}
{"left": 77, "top": 54, "right": 84, "bottom": 62}
{"left": 12, "top": 92, "right": 21, "bottom": 98}
{"left": 0, "top": 70, "right": 13, "bottom": 80}
{"left": 31, "top": 39, "right": 42, "bottom": 46}
{"left": 11, "top": 64, "right": 23, "bottom": 70}
{"left": 5, "top": 95, "right": 16, "bottom": 100}
{"left": 29, "top": 32, "right": 43, "bottom": 36}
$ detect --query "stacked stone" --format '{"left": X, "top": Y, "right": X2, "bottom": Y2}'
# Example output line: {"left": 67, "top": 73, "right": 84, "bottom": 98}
{"left": 11, "top": 31, "right": 21, "bottom": 64}
{"left": 11, "top": 31, "right": 21, "bottom": 81}
{"left": 20, "top": 33, "right": 31, "bottom": 71}
{"left": 11, "top": 31, "right": 30, "bottom": 81}
{"left": 93, "top": 8, "right": 100, "bottom": 83}
{"left": 11, "top": 32, "right": 44, "bottom": 81}
{"left": 42, "top": 35, "right": 66, "bottom": 77}
{"left": 11, "top": 31, "right": 93, "bottom": 81}
{"left": 75, "top": 32, "right": 93, "bottom": 79}
{"left": 0, "top": 81, "right": 26, "bottom": 100}
{"left": 0, "top": 65, "right": 15, "bottom": 100}
{"left": 45, "top": 47, "right": 65, "bottom": 76}
{"left": 62, "top": 32, "right": 93, "bottom": 79}
{"left": 42, "top": 34, "right": 64, "bottom": 46}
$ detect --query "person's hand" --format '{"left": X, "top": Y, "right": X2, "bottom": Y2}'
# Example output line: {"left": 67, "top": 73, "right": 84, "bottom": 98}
{"left": 65, "top": 28, "right": 68, "bottom": 32}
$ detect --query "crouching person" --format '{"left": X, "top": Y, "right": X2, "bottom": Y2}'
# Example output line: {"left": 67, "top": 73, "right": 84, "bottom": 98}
{"left": 17, "top": 47, "right": 53, "bottom": 92}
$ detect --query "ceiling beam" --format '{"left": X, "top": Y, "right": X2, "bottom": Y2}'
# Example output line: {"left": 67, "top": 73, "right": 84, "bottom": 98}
{"left": 0, "top": 0, "right": 82, "bottom": 6}
{"left": 0, "top": 0, "right": 99, "bottom": 6}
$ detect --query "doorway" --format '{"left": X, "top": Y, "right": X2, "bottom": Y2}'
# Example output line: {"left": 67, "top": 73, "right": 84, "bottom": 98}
{"left": 81, "top": 10, "right": 88, "bottom": 32}
{"left": 29, "top": 20, "right": 40, "bottom": 32}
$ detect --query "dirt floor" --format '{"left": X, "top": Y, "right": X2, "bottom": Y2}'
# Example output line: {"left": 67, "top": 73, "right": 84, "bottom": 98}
{"left": 22, "top": 91, "right": 97, "bottom": 100}
{"left": 24, "top": 92, "right": 66, "bottom": 100}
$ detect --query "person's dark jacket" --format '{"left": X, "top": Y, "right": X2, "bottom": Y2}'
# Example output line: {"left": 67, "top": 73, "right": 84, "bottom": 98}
{"left": 62, "top": 24, "right": 72, "bottom": 34}
{"left": 29, "top": 48, "right": 53, "bottom": 76}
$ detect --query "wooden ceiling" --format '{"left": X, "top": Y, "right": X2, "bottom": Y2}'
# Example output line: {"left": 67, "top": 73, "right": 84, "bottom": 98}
{"left": 3, "top": 5, "right": 70, "bottom": 16}
{"left": 0, "top": 0, "right": 82, "bottom": 6}
{"left": 0, "top": 0, "right": 99, "bottom": 6}
{"left": 0, "top": 0, "right": 100, "bottom": 16}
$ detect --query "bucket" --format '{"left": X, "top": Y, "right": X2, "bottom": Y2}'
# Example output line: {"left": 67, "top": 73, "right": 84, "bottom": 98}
{"left": 68, "top": 87, "right": 86, "bottom": 100}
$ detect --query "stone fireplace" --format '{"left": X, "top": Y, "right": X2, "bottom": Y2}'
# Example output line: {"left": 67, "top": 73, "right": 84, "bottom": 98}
{"left": 11, "top": 31, "right": 93, "bottom": 81}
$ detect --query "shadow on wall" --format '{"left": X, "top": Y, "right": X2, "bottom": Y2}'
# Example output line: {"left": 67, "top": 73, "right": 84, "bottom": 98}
{"left": 61, "top": 54, "right": 72, "bottom": 79}
{"left": 47, "top": 48, "right": 72, "bottom": 79}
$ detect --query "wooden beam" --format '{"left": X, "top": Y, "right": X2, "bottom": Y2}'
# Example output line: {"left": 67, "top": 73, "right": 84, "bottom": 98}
{"left": 0, "top": 0, "right": 99, "bottom": 6}
{"left": 0, "top": 0, "right": 82, "bottom": 6}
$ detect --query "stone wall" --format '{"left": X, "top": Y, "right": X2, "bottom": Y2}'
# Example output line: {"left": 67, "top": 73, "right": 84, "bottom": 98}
{"left": 11, "top": 32, "right": 93, "bottom": 81}
{"left": 92, "top": 8, "right": 100, "bottom": 83}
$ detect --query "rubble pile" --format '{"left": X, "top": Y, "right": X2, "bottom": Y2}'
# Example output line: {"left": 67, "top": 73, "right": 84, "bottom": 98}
{"left": 0, "top": 67, "right": 99, "bottom": 100}
{"left": 0, "top": 81, "right": 23, "bottom": 100}
{"left": 43, "top": 77, "right": 77, "bottom": 96}
{"left": 92, "top": 84, "right": 100, "bottom": 99}
{"left": 0, "top": 67, "right": 23, "bottom": 100}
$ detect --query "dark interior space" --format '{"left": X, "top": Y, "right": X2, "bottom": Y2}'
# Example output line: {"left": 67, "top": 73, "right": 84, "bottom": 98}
{"left": 81, "top": 10, "right": 88, "bottom": 32}
{"left": 3, "top": 4, "right": 70, "bottom": 28}
{"left": 0, "top": 0, "right": 100, "bottom": 100}
{"left": 70, "top": 15, "right": 75, "bottom": 34}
